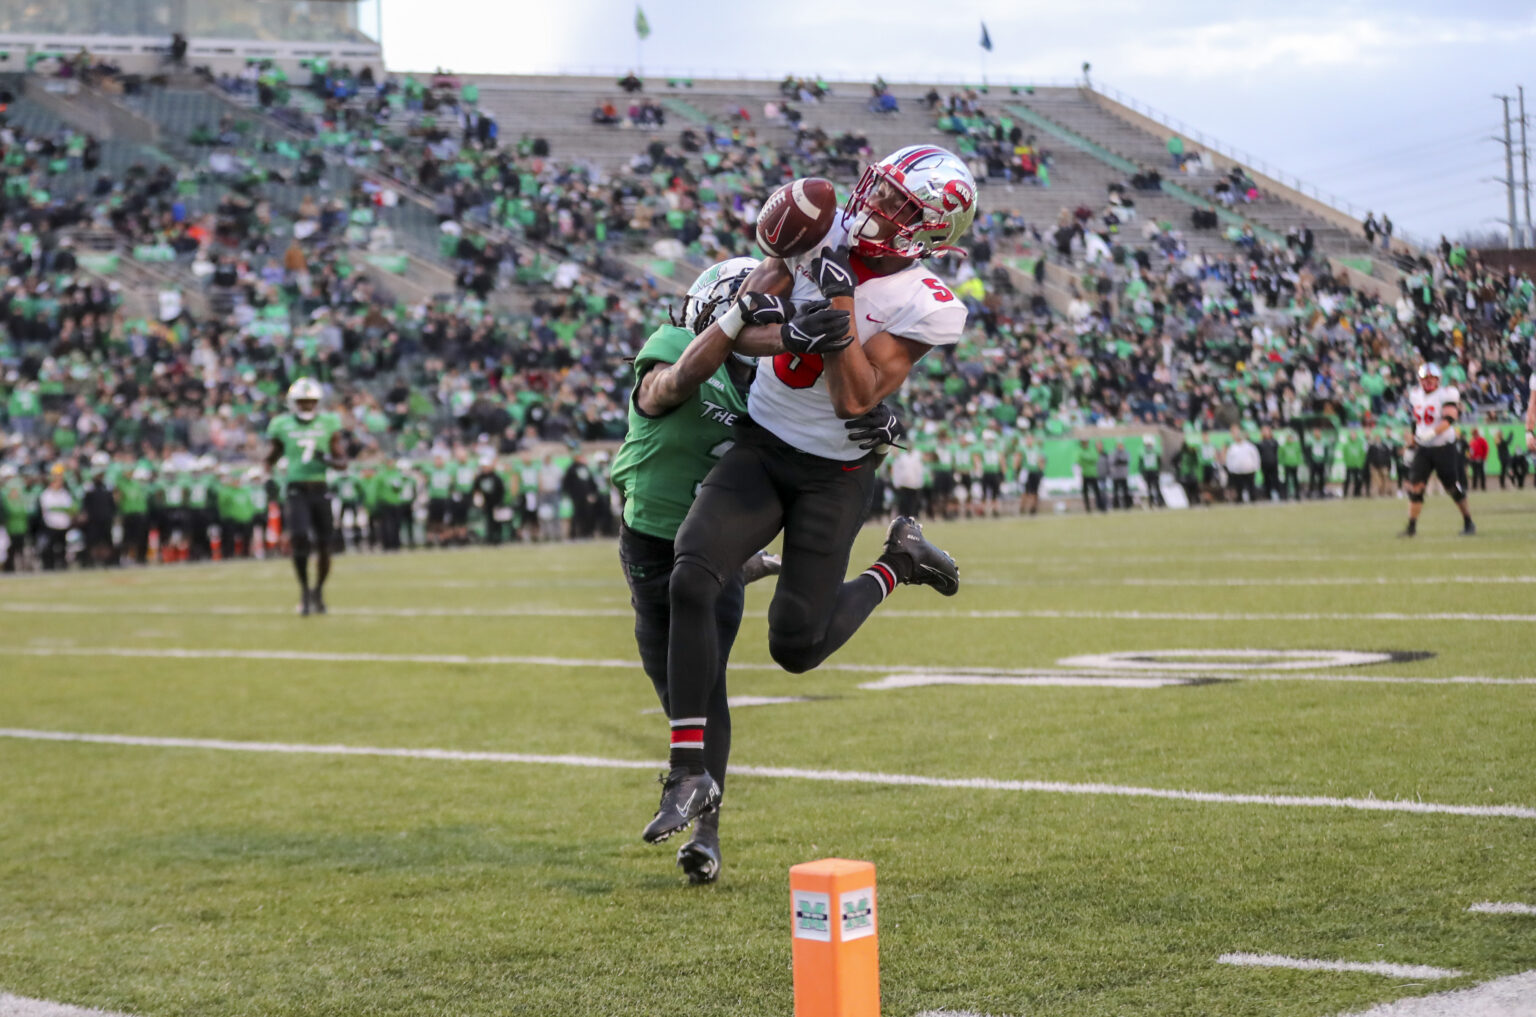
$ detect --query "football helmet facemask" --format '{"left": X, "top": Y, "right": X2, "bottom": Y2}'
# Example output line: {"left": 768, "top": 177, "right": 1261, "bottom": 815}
{"left": 845, "top": 145, "right": 977, "bottom": 260}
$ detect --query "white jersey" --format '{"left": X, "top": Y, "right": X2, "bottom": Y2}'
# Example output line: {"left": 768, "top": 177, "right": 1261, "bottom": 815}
{"left": 1408, "top": 385, "right": 1459, "bottom": 447}
{"left": 748, "top": 215, "right": 967, "bottom": 460}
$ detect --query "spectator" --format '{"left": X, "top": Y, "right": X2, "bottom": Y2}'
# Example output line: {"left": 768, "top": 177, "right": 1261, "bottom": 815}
{"left": 618, "top": 72, "right": 643, "bottom": 94}
{"left": 1257, "top": 426, "right": 1279, "bottom": 501}
{"left": 1077, "top": 439, "right": 1100, "bottom": 513}
{"left": 1109, "top": 440, "right": 1131, "bottom": 509}
{"left": 1468, "top": 428, "right": 1488, "bottom": 491}
{"left": 1225, "top": 427, "right": 1259, "bottom": 503}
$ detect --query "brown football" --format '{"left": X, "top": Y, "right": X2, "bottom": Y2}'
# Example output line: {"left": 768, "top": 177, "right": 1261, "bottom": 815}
{"left": 756, "top": 177, "right": 839, "bottom": 258}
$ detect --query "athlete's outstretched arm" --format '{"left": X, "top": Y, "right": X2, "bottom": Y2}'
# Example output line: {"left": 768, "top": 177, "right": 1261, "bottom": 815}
{"left": 821, "top": 328, "right": 929, "bottom": 419}
{"left": 740, "top": 257, "right": 793, "bottom": 299}
{"left": 636, "top": 320, "right": 781, "bottom": 416}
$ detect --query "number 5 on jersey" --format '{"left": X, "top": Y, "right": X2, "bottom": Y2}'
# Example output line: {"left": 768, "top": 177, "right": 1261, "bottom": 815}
{"left": 774, "top": 352, "right": 825, "bottom": 389}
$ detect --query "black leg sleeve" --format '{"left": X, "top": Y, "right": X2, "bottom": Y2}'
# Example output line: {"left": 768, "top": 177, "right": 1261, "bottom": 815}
{"left": 668, "top": 443, "right": 785, "bottom": 724}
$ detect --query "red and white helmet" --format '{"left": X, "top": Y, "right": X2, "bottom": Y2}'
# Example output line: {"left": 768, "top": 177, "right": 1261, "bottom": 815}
{"left": 1418, "top": 362, "right": 1441, "bottom": 392}
{"left": 845, "top": 145, "right": 977, "bottom": 260}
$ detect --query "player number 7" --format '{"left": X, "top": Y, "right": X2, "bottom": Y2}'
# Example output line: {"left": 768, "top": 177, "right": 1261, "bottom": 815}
{"left": 297, "top": 437, "right": 317, "bottom": 462}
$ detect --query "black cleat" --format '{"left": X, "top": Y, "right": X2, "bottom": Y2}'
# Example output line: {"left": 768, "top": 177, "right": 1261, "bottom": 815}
{"left": 297, "top": 589, "right": 312, "bottom": 616}
{"left": 1397, "top": 527, "right": 1416, "bottom": 539}
{"left": 312, "top": 590, "right": 328, "bottom": 614}
{"left": 883, "top": 516, "right": 960, "bottom": 596}
{"left": 1459, "top": 521, "right": 1476, "bottom": 537}
{"left": 676, "top": 808, "right": 722, "bottom": 884}
{"left": 741, "top": 550, "right": 782, "bottom": 585}
{"left": 641, "top": 767, "right": 720, "bottom": 844}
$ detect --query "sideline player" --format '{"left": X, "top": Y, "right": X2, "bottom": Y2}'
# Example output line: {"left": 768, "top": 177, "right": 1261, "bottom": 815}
{"left": 1526, "top": 363, "right": 1536, "bottom": 459}
{"left": 617, "top": 258, "right": 902, "bottom": 878}
{"left": 644, "top": 145, "right": 974, "bottom": 843}
{"left": 266, "top": 378, "right": 348, "bottom": 614}
{"left": 1402, "top": 363, "right": 1474, "bottom": 537}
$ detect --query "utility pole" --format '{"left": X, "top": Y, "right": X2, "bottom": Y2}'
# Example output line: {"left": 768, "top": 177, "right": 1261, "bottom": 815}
{"left": 1495, "top": 93, "right": 1518, "bottom": 247}
{"left": 1520, "top": 85, "right": 1532, "bottom": 247}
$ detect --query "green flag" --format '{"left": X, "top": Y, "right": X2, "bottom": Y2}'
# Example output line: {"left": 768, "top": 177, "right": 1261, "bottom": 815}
{"left": 635, "top": 5, "right": 651, "bottom": 39}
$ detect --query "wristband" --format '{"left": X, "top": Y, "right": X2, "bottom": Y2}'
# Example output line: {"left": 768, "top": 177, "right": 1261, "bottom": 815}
{"left": 716, "top": 303, "right": 745, "bottom": 341}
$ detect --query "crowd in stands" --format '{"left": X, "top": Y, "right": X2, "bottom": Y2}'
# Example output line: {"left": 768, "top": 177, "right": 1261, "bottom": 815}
{"left": 2, "top": 64, "right": 1534, "bottom": 572}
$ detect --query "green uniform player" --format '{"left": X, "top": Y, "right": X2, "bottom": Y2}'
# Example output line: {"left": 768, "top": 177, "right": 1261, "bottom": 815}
{"left": 265, "top": 378, "right": 347, "bottom": 615}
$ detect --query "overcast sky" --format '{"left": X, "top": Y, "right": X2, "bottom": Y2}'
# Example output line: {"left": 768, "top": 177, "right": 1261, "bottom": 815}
{"left": 373, "top": 0, "right": 1536, "bottom": 245}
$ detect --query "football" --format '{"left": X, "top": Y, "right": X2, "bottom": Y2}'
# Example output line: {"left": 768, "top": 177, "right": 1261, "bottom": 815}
{"left": 756, "top": 176, "right": 839, "bottom": 258}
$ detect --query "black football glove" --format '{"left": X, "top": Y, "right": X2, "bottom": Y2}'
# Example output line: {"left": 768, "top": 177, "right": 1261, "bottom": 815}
{"left": 810, "top": 244, "right": 856, "bottom": 300}
{"left": 780, "top": 299, "right": 852, "bottom": 355}
{"left": 845, "top": 402, "right": 907, "bottom": 451}
{"left": 734, "top": 292, "right": 792, "bottom": 326}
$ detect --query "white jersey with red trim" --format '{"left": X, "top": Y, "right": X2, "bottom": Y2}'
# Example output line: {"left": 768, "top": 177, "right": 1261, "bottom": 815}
{"left": 1409, "top": 384, "right": 1459, "bottom": 447}
{"left": 747, "top": 214, "right": 967, "bottom": 461}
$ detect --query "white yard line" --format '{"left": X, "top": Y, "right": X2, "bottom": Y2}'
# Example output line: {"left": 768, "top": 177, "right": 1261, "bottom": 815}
{"left": 1468, "top": 902, "right": 1536, "bottom": 915}
{"left": 1218, "top": 953, "right": 1464, "bottom": 979}
{"left": 0, "top": 992, "right": 132, "bottom": 1017}
{"left": 859, "top": 673, "right": 1536, "bottom": 689}
{"left": 1104, "top": 576, "right": 1536, "bottom": 587}
{"left": 9, "top": 644, "right": 1532, "bottom": 687}
{"left": 1330, "top": 970, "right": 1536, "bottom": 1016}
{"left": 11, "top": 602, "right": 1536, "bottom": 625}
{"left": 1, "top": 728, "right": 1533, "bottom": 821}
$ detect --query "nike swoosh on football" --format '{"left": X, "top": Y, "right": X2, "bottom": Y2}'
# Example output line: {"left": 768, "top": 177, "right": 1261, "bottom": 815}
{"left": 761, "top": 204, "right": 789, "bottom": 245}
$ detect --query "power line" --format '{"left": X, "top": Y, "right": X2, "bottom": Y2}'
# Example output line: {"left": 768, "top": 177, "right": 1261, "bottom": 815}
{"left": 1298, "top": 127, "right": 1492, "bottom": 176}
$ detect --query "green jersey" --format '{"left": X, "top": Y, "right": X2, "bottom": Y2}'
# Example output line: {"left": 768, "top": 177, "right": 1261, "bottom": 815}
{"left": 186, "top": 476, "right": 213, "bottom": 509}
{"left": 453, "top": 462, "right": 477, "bottom": 492}
{"left": 223, "top": 484, "right": 256, "bottom": 524}
{"left": 2, "top": 480, "right": 30, "bottom": 534}
{"left": 1077, "top": 446, "right": 1099, "bottom": 478}
{"left": 160, "top": 475, "right": 186, "bottom": 508}
{"left": 117, "top": 477, "right": 149, "bottom": 515}
{"left": 427, "top": 467, "right": 452, "bottom": 498}
{"left": 266, "top": 411, "right": 344, "bottom": 484}
{"left": 610, "top": 325, "right": 746, "bottom": 541}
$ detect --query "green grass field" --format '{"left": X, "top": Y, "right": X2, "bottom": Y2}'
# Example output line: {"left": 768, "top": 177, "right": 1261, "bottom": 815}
{"left": 2, "top": 494, "right": 1534, "bottom": 1016}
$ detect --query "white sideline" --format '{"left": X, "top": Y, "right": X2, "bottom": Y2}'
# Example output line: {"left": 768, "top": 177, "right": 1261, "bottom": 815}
{"left": 1218, "top": 953, "right": 1464, "bottom": 979}
{"left": 12, "top": 602, "right": 1536, "bottom": 624}
{"left": 1468, "top": 902, "right": 1536, "bottom": 915}
{"left": 0, "top": 992, "right": 132, "bottom": 1016}
{"left": 9, "top": 644, "right": 1533, "bottom": 686}
{"left": 1331, "top": 971, "right": 1536, "bottom": 1016}
{"left": 2, "top": 728, "right": 1534, "bottom": 821}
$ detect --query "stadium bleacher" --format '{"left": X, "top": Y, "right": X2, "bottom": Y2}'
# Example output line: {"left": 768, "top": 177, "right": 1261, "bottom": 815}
{"left": 1, "top": 57, "right": 1533, "bottom": 570}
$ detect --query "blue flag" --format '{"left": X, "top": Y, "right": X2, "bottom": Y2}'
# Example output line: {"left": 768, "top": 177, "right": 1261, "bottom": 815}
{"left": 980, "top": 21, "right": 993, "bottom": 52}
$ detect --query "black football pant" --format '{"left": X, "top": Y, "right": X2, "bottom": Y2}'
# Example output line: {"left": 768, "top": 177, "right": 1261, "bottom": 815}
{"left": 41, "top": 526, "right": 68, "bottom": 570}
{"left": 1142, "top": 470, "right": 1165, "bottom": 507}
{"left": 1282, "top": 466, "right": 1299, "bottom": 500}
{"left": 1308, "top": 465, "right": 1326, "bottom": 498}
{"left": 1081, "top": 477, "right": 1101, "bottom": 513}
{"left": 121, "top": 513, "right": 149, "bottom": 563}
{"left": 1345, "top": 466, "right": 1365, "bottom": 497}
{"left": 1111, "top": 478, "right": 1131, "bottom": 509}
{"left": 668, "top": 420, "right": 884, "bottom": 722}
{"left": 621, "top": 523, "right": 741, "bottom": 788}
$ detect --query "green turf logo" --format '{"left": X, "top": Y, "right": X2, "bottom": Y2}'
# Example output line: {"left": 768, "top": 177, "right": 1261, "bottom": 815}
{"left": 793, "top": 890, "right": 831, "bottom": 941}
{"left": 840, "top": 888, "right": 875, "bottom": 941}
